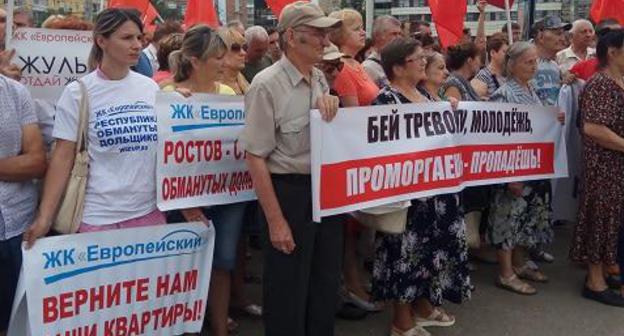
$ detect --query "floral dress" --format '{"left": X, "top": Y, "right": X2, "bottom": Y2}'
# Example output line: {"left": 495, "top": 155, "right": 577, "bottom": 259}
{"left": 486, "top": 79, "right": 553, "bottom": 250}
{"left": 570, "top": 73, "right": 624, "bottom": 265}
{"left": 371, "top": 86, "right": 472, "bottom": 306}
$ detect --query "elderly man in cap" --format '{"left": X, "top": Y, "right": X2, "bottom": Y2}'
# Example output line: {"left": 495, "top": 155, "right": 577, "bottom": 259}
{"left": 525, "top": 15, "right": 570, "bottom": 267}
{"left": 532, "top": 16, "right": 571, "bottom": 107}
{"left": 239, "top": 2, "right": 343, "bottom": 335}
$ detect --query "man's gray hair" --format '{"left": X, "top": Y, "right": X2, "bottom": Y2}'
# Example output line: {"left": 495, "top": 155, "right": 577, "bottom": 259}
{"left": 372, "top": 15, "right": 401, "bottom": 41}
{"left": 245, "top": 26, "right": 269, "bottom": 45}
{"left": 571, "top": 19, "right": 594, "bottom": 33}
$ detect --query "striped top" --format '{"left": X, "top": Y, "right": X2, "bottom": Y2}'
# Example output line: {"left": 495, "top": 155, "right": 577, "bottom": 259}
{"left": 490, "top": 78, "right": 542, "bottom": 105}
{"left": 475, "top": 66, "right": 505, "bottom": 98}
{"left": 442, "top": 73, "right": 480, "bottom": 101}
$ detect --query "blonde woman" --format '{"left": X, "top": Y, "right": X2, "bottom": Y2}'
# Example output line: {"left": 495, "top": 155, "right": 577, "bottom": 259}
{"left": 219, "top": 28, "right": 250, "bottom": 95}
{"left": 328, "top": 9, "right": 379, "bottom": 108}
{"left": 164, "top": 25, "right": 245, "bottom": 336}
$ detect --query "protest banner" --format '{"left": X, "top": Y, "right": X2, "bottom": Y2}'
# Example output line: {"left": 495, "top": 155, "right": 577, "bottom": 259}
{"left": 10, "top": 28, "right": 92, "bottom": 102}
{"left": 8, "top": 222, "right": 214, "bottom": 336}
{"left": 311, "top": 101, "right": 568, "bottom": 221}
{"left": 156, "top": 92, "right": 256, "bottom": 211}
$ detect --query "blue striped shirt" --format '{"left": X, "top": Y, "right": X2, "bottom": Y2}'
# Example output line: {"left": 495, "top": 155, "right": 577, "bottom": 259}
{"left": 490, "top": 78, "right": 543, "bottom": 105}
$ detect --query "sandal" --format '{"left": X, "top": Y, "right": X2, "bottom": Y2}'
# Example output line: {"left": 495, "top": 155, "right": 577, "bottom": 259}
{"left": 415, "top": 307, "right": 455, "bottom": 327}
{"left": 514, "top": 264, "right": 549, "bottom": 283}
{"left": 390, "top": 325, "right": 431, "bottom": 336}
{"left": 496, "top": 274, "right": 537, "bottom": 295}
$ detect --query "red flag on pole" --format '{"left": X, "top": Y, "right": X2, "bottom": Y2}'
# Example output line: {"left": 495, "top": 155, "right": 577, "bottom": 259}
{"left": 184, "top": 0, "right": 220, "bottom": 28}
{"left": 590, "top": 0, "right": 624, "bottom": 25}
{"left": 265, "top": 0, "right": 302, "bottom": 18}
{"left": 429, "top": 0, "right": 467, "bottom": 48}
{"left": 108, "top": 0, "right": 150, "bottom": 14}
{"left": 487, "top": 0, "right": 514, "bottom": 9}
{"left": 143, "top": 3, "right": 160, "bottom": 32}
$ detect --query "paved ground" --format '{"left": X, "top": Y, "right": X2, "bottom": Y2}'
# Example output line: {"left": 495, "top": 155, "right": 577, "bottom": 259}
{"left": 209, "top": 224, "right": 624, "bottom": 336}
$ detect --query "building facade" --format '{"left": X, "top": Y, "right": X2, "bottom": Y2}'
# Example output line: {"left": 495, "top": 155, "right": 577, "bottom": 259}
{"left": 376, "top": 0, "right": 566, "bottom": 37}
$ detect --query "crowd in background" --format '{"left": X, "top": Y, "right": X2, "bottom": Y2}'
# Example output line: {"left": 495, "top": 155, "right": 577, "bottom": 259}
{"left": 1, "top": 2, "right": 624, "bottom": 336}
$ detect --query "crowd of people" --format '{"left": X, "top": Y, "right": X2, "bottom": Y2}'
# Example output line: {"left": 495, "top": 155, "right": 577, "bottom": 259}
{"left": 1, "top": 2, "right": 624, "bottom": 336}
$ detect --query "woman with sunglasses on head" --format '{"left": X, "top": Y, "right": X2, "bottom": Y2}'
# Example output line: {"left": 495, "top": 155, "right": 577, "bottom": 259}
{"left": 372, "top": 38, "right": 471, "bottom": 336}
{"left": 25, "top": 8, "right": 165, "bottom": 246}
{"left": 162, "top": 25, "right": 246, "bottom": 336}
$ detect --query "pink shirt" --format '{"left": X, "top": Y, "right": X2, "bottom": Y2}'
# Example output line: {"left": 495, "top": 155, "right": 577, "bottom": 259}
{"left": 153, "top": 70, "right": 172, "bottom": 84}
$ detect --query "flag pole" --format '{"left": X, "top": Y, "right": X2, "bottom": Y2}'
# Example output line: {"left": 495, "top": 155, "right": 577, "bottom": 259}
{"left": 504, "top": 0, "right": 513, "bottom": 42}
{"left": 365, "top": 0, "right": 373, "bottom": 38}
{"left": 5, "top": 0, "right": 14, "bottom": 49}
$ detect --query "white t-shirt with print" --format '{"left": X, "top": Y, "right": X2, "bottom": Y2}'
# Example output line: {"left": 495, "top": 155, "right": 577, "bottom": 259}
{"left": 53, "top": 71, "right": 159, "bottom": 225}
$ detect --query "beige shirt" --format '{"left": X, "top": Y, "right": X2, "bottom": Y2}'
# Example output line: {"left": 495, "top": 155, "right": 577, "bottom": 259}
{"left": 239, "top": 55, "right": 328, "bottom": 174}
{"left": 556, "top": 46, "right": 596, "bottom": 72}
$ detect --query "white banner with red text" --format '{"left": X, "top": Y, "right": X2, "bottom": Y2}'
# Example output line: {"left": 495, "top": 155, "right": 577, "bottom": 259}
{"left": 156, "top": 92, "right": 256, "bottom": 211}
{"left": 10, "top": 28, "right": 92, "bottom": 102}
{"left": 311, "top": 101, "right": 568, "bottom": 221}
{"left": 8, "top": 222, "right": 215, "bottom": 336}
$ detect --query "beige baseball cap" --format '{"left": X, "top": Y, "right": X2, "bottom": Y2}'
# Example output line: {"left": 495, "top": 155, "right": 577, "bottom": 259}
{"left": 277, "top": 1, "right": 342, "bottom": 32}
{"left": 322, "top": 43, "right": 344, "bottom": 61}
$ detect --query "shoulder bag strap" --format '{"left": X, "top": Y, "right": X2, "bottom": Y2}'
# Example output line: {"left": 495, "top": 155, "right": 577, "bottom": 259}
{"left": 75, "top": 80, "right": 89, "bottom": 154}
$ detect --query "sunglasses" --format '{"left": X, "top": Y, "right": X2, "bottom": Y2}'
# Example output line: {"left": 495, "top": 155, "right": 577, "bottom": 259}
{"left": 231, "top": 43, "right": 244, "bottom": 53}
{"left": 320, "top": 61, "right": 344, "bottom": 73}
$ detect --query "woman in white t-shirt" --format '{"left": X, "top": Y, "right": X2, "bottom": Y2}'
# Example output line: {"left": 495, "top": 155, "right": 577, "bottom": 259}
{"left": 24, "top": 8, "right": 164, "bottom": 245}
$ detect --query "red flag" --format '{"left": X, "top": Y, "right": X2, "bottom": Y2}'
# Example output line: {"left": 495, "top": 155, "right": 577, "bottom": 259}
{"left": 184, "top": 0, "right": 219, "bottom": 28}
{"left": 265, "top": 0, "right": 302, "bottom": 18}
{"left": 429, "top": 0, "right": 467, "bottom": 48}
{"left": 590, "top": 0, "right": 624, "bottom": 25}
{"left": 143, "top": 3, "right": 160, "bottom": 32}
{"left": 487, "top": 0, "right": 514, "bottom": 9}
{"left": 108, "top": 0, "right": 150, "bottom": 15}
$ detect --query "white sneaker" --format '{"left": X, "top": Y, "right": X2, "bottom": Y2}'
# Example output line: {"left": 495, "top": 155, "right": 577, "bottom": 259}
{"left": 390, "top": 325, "right": 431, "bottom": 336}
